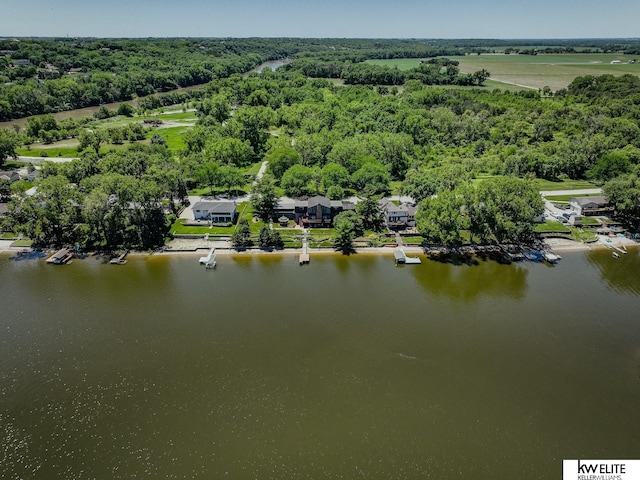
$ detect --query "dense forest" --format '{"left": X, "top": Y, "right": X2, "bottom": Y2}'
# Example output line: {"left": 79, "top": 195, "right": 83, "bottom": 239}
{"left": 2, "top": 38, "right": 640, "bottom": 250}
{"left": 2, "top": 37, "right": 640, "bottom": 120}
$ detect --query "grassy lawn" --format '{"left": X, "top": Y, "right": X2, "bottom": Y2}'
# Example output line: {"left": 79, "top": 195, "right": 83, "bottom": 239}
{"left": 170, "top": 219, "right": 234, "bottom": 236}
{"left": 581, "top": 216, "right": 601, "bottom": 226}
{"left": 11, "top": 239, "right": 33, "bottom": 247}
{"left": 536, "top": 178, "right": 598, "bottom": 191}
{"left": 147, "top": 126, "right": 190, "bottom": 150}
{"left": 570, "top": 227, "right": 598, "bottom": 243}
{"left": 535, "top": 220, "right": 571, "bottom": 233}
{"left": 544, "top": 193, "right": 599, "bottom": 203}
{"left": 17, "top": 144, "right": 81, "bottom": 157}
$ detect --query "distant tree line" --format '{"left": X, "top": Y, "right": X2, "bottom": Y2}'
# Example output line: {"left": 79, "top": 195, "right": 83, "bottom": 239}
{"left": 282, "top": 58, "right": 490, "bottom": 87}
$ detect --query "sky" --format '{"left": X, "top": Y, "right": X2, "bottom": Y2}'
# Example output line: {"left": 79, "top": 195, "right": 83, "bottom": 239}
{"left": 1, "top": 0, "right": 639, "bottom": 39}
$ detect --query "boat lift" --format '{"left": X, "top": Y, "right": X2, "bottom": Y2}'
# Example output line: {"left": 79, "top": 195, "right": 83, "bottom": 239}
{"left": 199, "top": 248, "right": 217, "bottom": 269}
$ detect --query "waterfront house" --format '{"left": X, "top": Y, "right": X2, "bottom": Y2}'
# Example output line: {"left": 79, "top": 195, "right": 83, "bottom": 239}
{"left": 192, "top": 201, "right": 237, "bottom": 223}
{"left": 379, "top": 199, "right": 417, "bottom": 230}
{"left": 569, "top": 196, "right": 614, "bottom": 216}
{"left": 275, "top": 195, "right": 355, "bottom": 227}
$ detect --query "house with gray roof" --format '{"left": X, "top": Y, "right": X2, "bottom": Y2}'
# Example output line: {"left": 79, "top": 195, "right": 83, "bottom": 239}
{"left": 0, "top": 171, "right": 20, "bottom": 183}
{"left": 274, "top": 195, "right": 355, "bottom": 227}
{"left": 569, "top": 196, "right": 614, "bottom": 216}
{"left": 379, "top": 199, "right": 417, "bottom": 230}
{"left": 192, "top": 201, "right": 237, "bottom": 223}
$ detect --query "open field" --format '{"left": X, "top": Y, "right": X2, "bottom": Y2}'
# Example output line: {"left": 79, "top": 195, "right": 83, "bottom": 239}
{"left": 13, "top": 108, "right": 197, "bottom": 157}
{"left": 367, "top": 53, "right": 640, "bottom": 91}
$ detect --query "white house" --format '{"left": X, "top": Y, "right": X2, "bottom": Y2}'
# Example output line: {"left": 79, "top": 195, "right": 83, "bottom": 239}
{"left": 192, "top": 201, "right": 237, "bottom": 223}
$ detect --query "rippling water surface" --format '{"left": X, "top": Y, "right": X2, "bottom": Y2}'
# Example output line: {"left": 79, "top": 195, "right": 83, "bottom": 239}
{"left": 1, "top": 250, "right": 639, "bottom": 479}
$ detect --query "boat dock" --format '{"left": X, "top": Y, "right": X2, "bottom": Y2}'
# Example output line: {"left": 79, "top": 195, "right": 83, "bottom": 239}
{"left": 299, "top": 230, "right": 309, "bottom": 265}
{"left": 604, "top": 239, "right": 627, "bottom": 255}
{"left": 394, "top": 247, "right": 421, "bottom": 264}
{"left": 109, "top": 250, "right": 128, "bottom": 265}
{"left": 46, "top": 248, "right": 73, "bottom": 264}
{"left": 542, "top": 251, "right": 562, "bottom": 263}
{"left": 199, "top": 247, "right": 217, "bottom": 269}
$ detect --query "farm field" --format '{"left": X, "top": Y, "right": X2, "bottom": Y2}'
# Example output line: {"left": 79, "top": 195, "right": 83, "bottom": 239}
{"left": 367, "top": 53, "right": 640, "bottom": 91}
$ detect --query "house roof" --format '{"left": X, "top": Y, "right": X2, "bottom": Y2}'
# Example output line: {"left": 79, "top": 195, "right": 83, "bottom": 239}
{"left": 0, "top": 170, "right": 19, "bottom": 180}
{"left": 571, "top": 196, "right": 608, "bottom": 206}
{"left": 192, "top": 201, "right": 236, "bottom": 214}
{"left": 275, "top": 199, "right": 296, "bottom": 210}
{"left": 380, "top": 199, "right": 415, "bottom": 215}
{"left": 308, "top": 196, "right": 331, "bottom": 209}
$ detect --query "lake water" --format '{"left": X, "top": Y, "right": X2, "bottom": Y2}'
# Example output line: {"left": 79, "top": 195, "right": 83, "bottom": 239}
{"left": 1, "top": 250, "right": 639, "bottom": 479}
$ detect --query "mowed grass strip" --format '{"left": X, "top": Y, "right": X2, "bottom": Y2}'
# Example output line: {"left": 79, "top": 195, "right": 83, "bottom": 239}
{"left": 535, "top": 179, "right": 598, "bottom": 191}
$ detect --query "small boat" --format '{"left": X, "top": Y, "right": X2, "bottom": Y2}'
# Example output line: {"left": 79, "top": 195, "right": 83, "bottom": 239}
{"left": 612, "top": 252, "right": 620, "bottom": 258}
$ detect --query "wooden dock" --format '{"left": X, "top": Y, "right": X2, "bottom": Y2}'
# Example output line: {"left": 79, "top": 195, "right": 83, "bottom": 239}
{"left": 46, "top": 248, "right": 73, "bottom": 265}
{"left": 299, "top": 230, "right": 310, "bottom": 265}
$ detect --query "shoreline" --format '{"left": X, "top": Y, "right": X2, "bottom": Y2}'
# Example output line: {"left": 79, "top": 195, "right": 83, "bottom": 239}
{"left": 2, "top": 236, "right": 638, "bottom": 259}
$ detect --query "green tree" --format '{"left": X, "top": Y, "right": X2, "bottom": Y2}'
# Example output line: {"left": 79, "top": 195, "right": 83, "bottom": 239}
{"left": 604, "top": 168, "right": 640, "bottom": 229}
{"left": 257, "top": 224, "right": 282, "bottom": 248}
{"left": 229, "top": 106, "right": 273, "bottom": 157}
{"left": 0, "top": 128, "right": 20, "bottom": 167}
{"left": 281, "top": 164, "right": 313, "bottom": 197}
{"left": 204, "top": 137, "right": 254, "bottom": 168}
{"left": 232, "top": 219, "right": 253, "bottom": 248}
{"left": 356, "top": 195, "right": 384, "bottom": 232}
{"left": 258, "top": 224, "right": 272, "bottom": 248}
{"left": 117, "top": 103, "right": 135, "bottom": 117}
{"left": 474, "top": 177, "right": 544, "bottom": 244}
{"left": 201, "top": 94, "right": 230, "bottom": 124}
{"left": 78, "top": 130, "right": 107, "bottom": 155}
{"left": 401, "top": 169, "right": 438, "bottom": 203}
{"left": 218, "top": 165, "right": 246, "bottom": 196}
{"left": 416, "top": 190, "right": 467, "bottom": 247}
{"left": 269, "top": 229, "right": 284, "bottom": 249}
{"left": 196, "top": 161, "right": 220, "bottom": 195}
{"left": 588, "top": 150, "right": 631, "bottom": 182}
{"left": 333, "top": 210, "right": 364, "bottom": 253}
{"left": 150, "top": 133, "right": 167, "bottom": 146}
{"left": 266, "top": 147, "right": 301, "bottom": 179}
{"left": 321, "top": 162, "right": 350, "bottom": 191}
{"left": 250, "top": 174, "right": 279, "bottom": 220}
{"left": 326, "top": 185, "right": 345, "bottom": 200}
{"left": 351, "top": 161, "right": 391, "bottom": 195}
{"left": 9, "top": 175, "right": 82, "bottom": 246}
